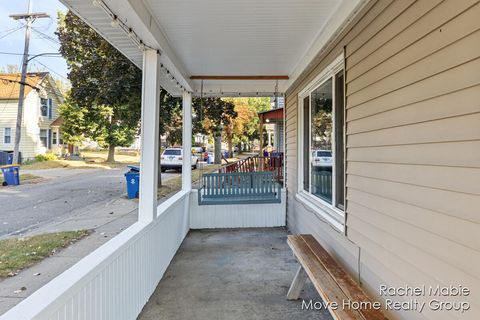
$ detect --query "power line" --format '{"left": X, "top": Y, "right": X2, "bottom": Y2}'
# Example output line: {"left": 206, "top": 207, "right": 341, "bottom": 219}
{"left": 0, "top": 25, "right": 23, "bottom": 36}
{"left": 0, "top": 26, "right": 23, "bottom": 40}
{"left": 0, "top": 51, "right": 24, "bottom": 56}
{"left": 31, "top": 27, "right": 60, "bottom": 45}
{"left": 0, "top": 51, "right": 62, "bottom": 58}
{"left": 9, "top": 0, "right": 50, "bottom": 164}
{"left": 0, "top": 77, "right": 40, "bottom": 92}
{"left": 31, "top": 60, "right": 68, "bottom": 81}
{"left": 0, "top": 55, "right": 25, "bottom": 114}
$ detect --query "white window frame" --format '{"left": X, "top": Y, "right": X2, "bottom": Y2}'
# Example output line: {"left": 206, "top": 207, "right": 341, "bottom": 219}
{"left": 4, "top": 128, "right": 12, "bottom": 144}
{"left": 39, "top": 129, "right": 48, "bottom": 148}
{"left": 40, "top": 98, "right": 52, "bottom": 118}
{"left": 296, "top": 54, "right": 346, "bottom": 233}
{"left": 40, "top": 98, "right": 48, "bottom": 117}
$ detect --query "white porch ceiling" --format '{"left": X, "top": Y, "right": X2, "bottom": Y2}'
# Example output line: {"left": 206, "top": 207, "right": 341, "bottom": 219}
{"left": 59, "top": 0, "right": 365, "bottom": 96}
{"left": 145, "top": 0, "right": 338, "bottom": 76}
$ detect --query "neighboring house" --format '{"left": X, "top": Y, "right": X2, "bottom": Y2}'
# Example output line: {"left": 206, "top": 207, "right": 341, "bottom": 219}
{"left": 259, "top": 107, "right": 284, "bottom": 153}
{"left": 0, "top": 72, "right": 64, "bottom": 160}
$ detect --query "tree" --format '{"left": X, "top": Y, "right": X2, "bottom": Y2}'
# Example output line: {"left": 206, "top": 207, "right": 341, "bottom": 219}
{"left": 193, "top": 97, "right": 236, "bottom": 164}
{"left": 157, "top": 89, "right": 184, "bottom": 147}
{"left": 57, "top": 11, "right": 142, "bottom": 162}
{"left": 58, "top": 95, "right": 88, "bottom": 147}
{"left": 7, "top": 65, "right": 19, "bottom": 73}
{"left": 223, "top": 98, "right": 257, "bottom": 157}
{"left": 223, "top": 97, "right": 271, "bottom": 153}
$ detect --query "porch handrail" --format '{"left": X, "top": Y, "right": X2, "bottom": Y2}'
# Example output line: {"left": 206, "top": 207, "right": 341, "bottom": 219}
{"left": 218, "top": 153, "right": 284, "bottom": 182}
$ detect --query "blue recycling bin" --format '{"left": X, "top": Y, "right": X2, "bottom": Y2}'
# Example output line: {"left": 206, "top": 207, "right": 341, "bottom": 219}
{"left": 1, "top": 165, "right": 20, "bottom": 186}
{"left": 125, "top": 166, "right": 140, "bottom": 199}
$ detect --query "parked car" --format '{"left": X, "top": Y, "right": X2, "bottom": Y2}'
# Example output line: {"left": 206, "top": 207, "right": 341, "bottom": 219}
{"left": 192, "top": 147, "right": 208, "bottom": 161}
{"left": 161, "top": 148, "right": 198, "bottom": 172}
{"left": 311, "top": 150, "right": 332, "bottom": 168}
{"left": 201, "top": 151, "right": 209, "bottom": 161}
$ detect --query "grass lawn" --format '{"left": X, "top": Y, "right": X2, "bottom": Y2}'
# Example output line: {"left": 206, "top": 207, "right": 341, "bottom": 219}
{"left": 0, "top": 173, "right": 41, "bottom": 185}
{"left": 21, "top": 150, "right": 140, "bottom": 171}
{"left": 157, "top": 164, "right": 220, "bottom": 199}
{"left": 0, "top": 230, "right": 91, "bottom": 278}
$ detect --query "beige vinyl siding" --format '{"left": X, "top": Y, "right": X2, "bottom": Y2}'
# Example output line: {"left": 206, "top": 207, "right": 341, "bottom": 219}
{"left": 285, "top": 0, "right": 480, "bottom": 319}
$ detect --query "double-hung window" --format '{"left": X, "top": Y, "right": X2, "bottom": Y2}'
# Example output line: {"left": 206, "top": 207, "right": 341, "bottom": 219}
{"left": 40, "top": 98, "right": 53, "bottom": 119}
{"left": 40, "top": 129, "right": 48, "bottom": 148}
{"left": 4, "top": 128, "right": 11, "bottom": 144}
{"left": 298, "top": 55, "right": 345, "bottom": 232}
{"left": 40, "top": 98, "right": 48, "bottom": 117}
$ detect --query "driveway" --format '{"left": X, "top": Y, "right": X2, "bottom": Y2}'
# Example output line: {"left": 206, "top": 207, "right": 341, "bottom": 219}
{"left": 0, "top": 168, "right": 177, "bottom": 238}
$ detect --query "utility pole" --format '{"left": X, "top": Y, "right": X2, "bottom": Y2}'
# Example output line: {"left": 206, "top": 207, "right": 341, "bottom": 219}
{"left": 10, "top": 0, "right": 49, "bottom": 164}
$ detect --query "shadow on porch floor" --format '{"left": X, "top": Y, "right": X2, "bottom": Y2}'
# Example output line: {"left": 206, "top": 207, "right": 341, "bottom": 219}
{"left": 138, "top": 228, "right": 332, "bottom": 320}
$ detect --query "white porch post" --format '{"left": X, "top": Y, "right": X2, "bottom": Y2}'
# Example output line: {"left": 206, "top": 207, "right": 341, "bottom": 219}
{"left": 182, "top": 91, "right": 192, "bottom": 191}
{"left": 138, "top": 49, "right": 161, "bottom": 223}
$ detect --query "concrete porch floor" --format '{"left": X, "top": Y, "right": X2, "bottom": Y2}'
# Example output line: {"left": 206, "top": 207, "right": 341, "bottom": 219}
{"left": 138, "top": 228, "right": 332, "bottom": 320}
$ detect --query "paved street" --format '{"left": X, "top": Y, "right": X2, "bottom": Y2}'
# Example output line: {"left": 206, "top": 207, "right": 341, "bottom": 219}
{"left": 0, "top": 167, "right": 180, "bottom": 313}
{"left": 0, "top": 168, "right": 177, "bottom": 238}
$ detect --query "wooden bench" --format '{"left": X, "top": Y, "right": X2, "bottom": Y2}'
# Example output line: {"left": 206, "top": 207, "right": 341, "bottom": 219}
{"left": 197, "top": 171, "right": 281, "bottom": 205}
{"left": 287, "top": 234, "right": 387, "bottom": 320}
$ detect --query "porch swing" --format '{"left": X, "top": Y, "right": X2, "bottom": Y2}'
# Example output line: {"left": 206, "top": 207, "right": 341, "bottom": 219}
{"left": 197, "top": 80, "right": 281, "bottom": 206}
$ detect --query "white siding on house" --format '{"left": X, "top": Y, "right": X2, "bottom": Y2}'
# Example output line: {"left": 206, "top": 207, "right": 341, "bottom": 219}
{"left": 285, "top": 1, "right": 480, "bottom": 319}
{"left": 0, "top": 95, "right": 39, "bottom": 159}
{"left": 0, "top": 75, "right": 63, "bottom": 160}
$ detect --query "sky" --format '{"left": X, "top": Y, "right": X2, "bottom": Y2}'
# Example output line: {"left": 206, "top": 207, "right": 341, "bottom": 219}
{"left": 0, "top": 0, "right": 68, "bottom": 81}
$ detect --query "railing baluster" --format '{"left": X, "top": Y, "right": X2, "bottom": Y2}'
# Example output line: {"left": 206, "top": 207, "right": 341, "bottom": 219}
{"left": 199, "top": 171, "right": 279, "bottom": 205}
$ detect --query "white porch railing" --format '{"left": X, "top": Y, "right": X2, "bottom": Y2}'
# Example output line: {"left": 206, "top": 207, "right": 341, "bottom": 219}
{"left": 1, "top": 191, "right": 190, "bottom": 320}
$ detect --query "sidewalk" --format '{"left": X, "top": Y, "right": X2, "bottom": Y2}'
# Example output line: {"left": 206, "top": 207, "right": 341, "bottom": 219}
{"left": 0, "top": 166, "right": 182, "bottom": 314}
{"left": 0, "top": 197, "right": 138, "bottom": 314}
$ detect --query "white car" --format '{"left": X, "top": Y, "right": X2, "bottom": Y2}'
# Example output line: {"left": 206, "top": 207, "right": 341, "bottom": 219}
{"left": 161, "top": 148, "right": 198, "bottom": 172}
{"left": 311, "top": 150, "right": 332, "bottom": 168}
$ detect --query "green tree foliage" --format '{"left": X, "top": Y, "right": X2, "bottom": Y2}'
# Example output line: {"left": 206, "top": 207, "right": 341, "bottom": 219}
{"left": 193, "top": 97, "right": 236, "bottom": 163}
{"left": 193, "top": 97, "right": 236, "bottom": 136}
{"left": 160, "top": 89, "right": 183, "bottom": 146}
{"left": 57, "top": 11, "right": 142, "bottom": 161}
{"left": 223, "top": 97, "right": 270, "bottom": 154}
{"left": 57, "top": 95, "right": 87, "bottom": 146}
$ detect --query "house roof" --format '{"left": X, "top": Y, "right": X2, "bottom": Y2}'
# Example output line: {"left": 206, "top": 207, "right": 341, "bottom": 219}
{"left": 0, "top": 72, "right": 49, "bottom": 100}
{"left": 50, "top": 116, "right": 64, "bottom": 127}
{"left": 259, "top": 107, "right": 284, "bottom": 122}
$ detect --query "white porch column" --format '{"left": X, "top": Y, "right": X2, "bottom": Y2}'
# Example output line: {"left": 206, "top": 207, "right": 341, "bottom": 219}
{"left": 182, "top": 91, "right": 192, "bottom": 191}
{"left": 138, "top": 49, "right": 161, "bottom": 223}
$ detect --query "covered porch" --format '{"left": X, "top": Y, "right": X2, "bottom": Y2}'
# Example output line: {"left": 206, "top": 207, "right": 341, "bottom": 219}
{"left": 137, "top": 228, "right": 326, "bottom": 320}
{"left": 1, "top": 0, "right": 367, "bottom": 319}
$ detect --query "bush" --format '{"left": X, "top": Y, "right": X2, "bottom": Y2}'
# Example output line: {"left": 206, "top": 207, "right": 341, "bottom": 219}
{"left": 35, "top": 153, "right": 58, "bottom": 162}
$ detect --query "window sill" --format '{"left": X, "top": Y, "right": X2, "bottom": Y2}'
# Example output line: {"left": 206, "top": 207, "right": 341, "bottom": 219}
{"left": 295, "top": 192, "right": 345, "bottom": 234}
